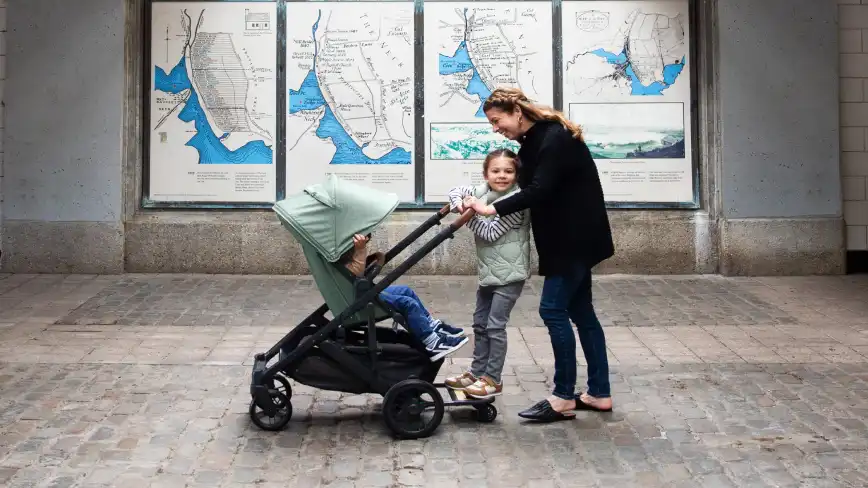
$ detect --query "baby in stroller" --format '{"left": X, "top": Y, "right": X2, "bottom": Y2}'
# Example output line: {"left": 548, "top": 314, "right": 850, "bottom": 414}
{"left": 339, "top": 233, "right": 470, "bottom": 361}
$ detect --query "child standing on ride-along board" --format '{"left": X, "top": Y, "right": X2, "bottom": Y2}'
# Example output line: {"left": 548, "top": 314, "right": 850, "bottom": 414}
{"left": 445, "top": 148, "right": 531, "bottom": 399}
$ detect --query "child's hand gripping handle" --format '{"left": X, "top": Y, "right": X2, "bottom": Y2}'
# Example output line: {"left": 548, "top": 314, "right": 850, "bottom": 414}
{"left": 450, "top": 207, "right": 476, "bottom": 231}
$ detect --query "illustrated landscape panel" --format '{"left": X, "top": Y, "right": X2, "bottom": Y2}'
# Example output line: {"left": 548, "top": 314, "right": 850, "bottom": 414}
{"left": 571, "top": 103, "right": 685, "bottom": 160}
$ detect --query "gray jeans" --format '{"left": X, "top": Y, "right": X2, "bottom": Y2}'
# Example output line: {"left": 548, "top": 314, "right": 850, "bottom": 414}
{"left": 471, "top": 280, "right": 525, "bottom": 383}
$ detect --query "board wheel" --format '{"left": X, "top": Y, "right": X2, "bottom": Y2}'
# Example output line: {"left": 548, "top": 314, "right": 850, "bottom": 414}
{"left": 475, "top": 403, "right": 498, "bottom": 423}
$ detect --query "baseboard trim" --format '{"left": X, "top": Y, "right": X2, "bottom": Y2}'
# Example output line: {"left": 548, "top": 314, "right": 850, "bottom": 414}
{"left": 1, "top": 220, "right": 124, "bottom": 274}
{"left": 720, "top": 217, "right": 845, "bottom": 276}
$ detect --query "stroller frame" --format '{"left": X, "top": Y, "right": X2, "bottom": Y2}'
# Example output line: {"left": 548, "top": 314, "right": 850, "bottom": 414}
{"left": 250, "top": 205, "right": 498, "bottom": 439}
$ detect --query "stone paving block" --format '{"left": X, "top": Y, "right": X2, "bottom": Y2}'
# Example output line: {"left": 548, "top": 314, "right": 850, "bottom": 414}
{"left": 40, "top": 275, "right": 822, "bottom": 329}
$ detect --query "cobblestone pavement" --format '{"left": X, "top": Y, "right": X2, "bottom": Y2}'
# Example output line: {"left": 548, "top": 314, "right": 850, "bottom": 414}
{"left": 1, "top": 273, "right": 868, "bottom": 487}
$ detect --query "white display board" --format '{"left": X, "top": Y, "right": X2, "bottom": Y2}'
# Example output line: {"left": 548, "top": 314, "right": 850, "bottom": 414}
{"left": 149, "top": 2, "right": 277, "bottom": 203}
{"left": 423, "top": 1, "right": 554, "bottom": 202}
{"left": 285, "top": 2, "right": 416, "bottom": 202}
{"left": 562, "top": 0, "right": 694, "bottom": 204}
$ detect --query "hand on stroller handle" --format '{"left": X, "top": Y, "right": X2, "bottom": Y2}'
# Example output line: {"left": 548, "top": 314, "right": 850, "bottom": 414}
{"left": 439, "top": 203, "right": 476, "bottom": 230}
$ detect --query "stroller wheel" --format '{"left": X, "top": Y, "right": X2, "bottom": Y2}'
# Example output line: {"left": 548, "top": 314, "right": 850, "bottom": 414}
{"left": 249, "top": 375, "right": 293, "bottom": 431}
{"left": 382, "top": 379, "right": 444, "bottom": 439}
{"left": 475, "top": 403, "right": 498, "bottom": 423}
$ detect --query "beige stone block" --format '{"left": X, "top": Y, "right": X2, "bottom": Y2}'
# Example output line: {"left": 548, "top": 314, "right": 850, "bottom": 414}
{"left": 844, "top": 200, "right": 868, "bottom": 225}
{"left": 842, "top": 127, "right": 866, "bottom": 151}
{"left": 843, "top": 151, "right": 868, "bottom": 175}
{"left": 841, "top": 54, "right": 868, "bottom": 77}
{"left": 840, "top": 5, "right": 868, "bottom": 29}
{"left": 841, "top": 29, "right": 863, "bottom": 52}
{"left": 841, "top": 80, "right": 864, "bottom": 103}
{"left": 843, "top": 176, "right": 868, "bottom": 200}
{"left": 846, "top": 225, "right": 868, "bottom": 250}
{"left": 842, "top": 102, "right": 868, "bottom": 127}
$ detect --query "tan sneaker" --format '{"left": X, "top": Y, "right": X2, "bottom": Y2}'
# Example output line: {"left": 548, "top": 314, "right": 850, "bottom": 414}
{"left": 444, "top": 371, "right": 476, "bottom": 390}
{"left": 465, "top": 376, "right": 503, "bottom": 399}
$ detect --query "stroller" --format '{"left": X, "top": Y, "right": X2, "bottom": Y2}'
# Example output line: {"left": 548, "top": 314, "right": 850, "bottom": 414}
{"left": 249, "top": 175, "right": 498, "bottom": 439}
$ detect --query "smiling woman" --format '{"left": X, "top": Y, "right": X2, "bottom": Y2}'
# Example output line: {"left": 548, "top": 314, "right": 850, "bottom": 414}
{"left": 467, "top": 87, "right": 616, "bottom": 422}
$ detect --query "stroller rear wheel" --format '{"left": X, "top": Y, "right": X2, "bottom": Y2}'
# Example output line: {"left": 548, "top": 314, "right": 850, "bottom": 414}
{"left": 249, "top": 374, "right": 293, "bottom": 431}
{"left": 382, "top": 379, "right": 444, "bottom": 439}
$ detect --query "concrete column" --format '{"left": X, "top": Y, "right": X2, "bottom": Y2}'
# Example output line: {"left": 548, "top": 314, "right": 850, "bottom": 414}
{"left": 1, "top": 0, "right": 125, "bottom": 273}
{"left": 716, "top": 0, "right": 845, "bottom": 275}
{"left": 0, "top": 0, "right": 7, "bottom": 257}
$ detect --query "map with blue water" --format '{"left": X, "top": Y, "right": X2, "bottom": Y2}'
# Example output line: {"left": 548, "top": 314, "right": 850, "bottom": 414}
{"left": 431, "top": 4, "right": 551, "bottom": 123}
{"left": 149, "top": 3, "right": 277, "bottom": 203}
{"left": 439, "top": 40, "right": 492, "bottom": 117}
{"left": 286, "top": 9, "right": 412, "bottom": 165}
{"left": 154, "top": 58, "right": 272, "bottom": 165}
{"left": 564, "top": 8, "right": 688, "bottom": 99}
{"left": 590, "top": 47, "right": 685, "bottom": 96}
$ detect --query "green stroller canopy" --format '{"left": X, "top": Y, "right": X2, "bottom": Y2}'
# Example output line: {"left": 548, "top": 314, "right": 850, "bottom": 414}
{"left": 273, "top": 175, "right": 400, "bottom": 325}
{"left": 273, "top": 174, "right": 400, "bottom": 263}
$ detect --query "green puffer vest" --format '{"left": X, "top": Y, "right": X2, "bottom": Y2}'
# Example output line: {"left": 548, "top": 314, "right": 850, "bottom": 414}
{"left": 470, "top": 183, "right": 532, "bottom": 287}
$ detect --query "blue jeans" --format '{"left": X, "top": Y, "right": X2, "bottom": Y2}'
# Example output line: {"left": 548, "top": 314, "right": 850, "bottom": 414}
{"left": 539, "top": 262, "right": 610, "bottom": 400}
{"left": 378, "top": 285, "right": 437, "bottom": 342}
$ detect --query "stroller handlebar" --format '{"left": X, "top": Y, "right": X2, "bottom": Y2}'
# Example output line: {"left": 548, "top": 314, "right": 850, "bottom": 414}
{"left": 451, "top": 208, "right": 477, "bottom": 230}
{"left": 438, "top": 203, "right": 476, "bottom": 229}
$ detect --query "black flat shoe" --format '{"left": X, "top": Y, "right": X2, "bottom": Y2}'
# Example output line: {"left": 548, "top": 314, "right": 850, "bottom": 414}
{"left": 518, "top": 400, "right": 576, "bottom": 422}
{"left": 573, "top": 394, "right": 613, "bottom": 412}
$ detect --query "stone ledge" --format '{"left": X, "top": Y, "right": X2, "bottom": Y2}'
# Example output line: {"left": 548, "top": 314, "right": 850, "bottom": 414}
{"left": 124, "top": 209, "right": 714, "bottom": 275}
{"left": 720, "top": 217, "right": 845, "bottom": 276}
{"left": 1, "top": 220, "right": 124, "bottom": 274}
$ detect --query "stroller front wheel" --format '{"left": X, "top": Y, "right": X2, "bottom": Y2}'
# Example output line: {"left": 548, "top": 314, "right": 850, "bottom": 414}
{"left": 382, "top": 379, "right": 444, "bottom": 439}
{"left": 249, "top": 375, "right": 293, "bottom": 431}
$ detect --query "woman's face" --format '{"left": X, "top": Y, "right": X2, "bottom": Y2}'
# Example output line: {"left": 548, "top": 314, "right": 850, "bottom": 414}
{"left": 485, "top": 156, "right": 517, "bottom": 192}
{"left": 485, "top": 107, "right": 523, "bottom": 141}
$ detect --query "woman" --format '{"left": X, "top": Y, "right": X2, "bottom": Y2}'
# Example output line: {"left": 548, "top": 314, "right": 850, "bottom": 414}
{"left": 468, "top": 87, "right": 615, "bottom": 422}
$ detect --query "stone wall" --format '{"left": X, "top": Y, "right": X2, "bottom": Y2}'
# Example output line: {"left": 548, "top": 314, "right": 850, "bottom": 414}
{"left": 840, "top": 0, "right": 868, "bottom": 253}
{"left": 0, "top": 0, "right": 849, "bottom": 276}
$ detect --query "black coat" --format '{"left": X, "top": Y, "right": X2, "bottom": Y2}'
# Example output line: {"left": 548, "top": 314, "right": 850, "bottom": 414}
{"left": 493, "top": 120, "right": 614, "bottom": 276}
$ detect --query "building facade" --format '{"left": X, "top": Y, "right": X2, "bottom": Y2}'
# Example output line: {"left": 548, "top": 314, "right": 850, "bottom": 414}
{"left": 0, "top": 0, "right": 863, "bottom": 276}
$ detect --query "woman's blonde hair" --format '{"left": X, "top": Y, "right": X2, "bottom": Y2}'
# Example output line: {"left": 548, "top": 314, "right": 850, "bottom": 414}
{"left": 482, "top": 87, "right": 584, "bottom": 141}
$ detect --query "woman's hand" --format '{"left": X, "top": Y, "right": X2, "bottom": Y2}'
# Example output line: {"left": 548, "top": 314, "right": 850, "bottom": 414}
{"left": 352, "top": 234, "right": 369, "bottom": 249}
{"left": 470, "top": 200, "right": 497, "bottom": 216}
{"left": 462, "top": 196, "right": 478, "bottom": 211}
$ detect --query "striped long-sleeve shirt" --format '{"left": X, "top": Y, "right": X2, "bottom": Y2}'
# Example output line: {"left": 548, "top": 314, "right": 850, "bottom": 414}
{"left": 447, "top": 185, "right": 526, "bottom": 243}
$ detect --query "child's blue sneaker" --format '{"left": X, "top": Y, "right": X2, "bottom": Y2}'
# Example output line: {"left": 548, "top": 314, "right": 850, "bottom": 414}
{"left": 432, "top": 320, "right": 465, "bottom": 338}
{"left": 426, "top": 334, "right": 469, "bottom": 362}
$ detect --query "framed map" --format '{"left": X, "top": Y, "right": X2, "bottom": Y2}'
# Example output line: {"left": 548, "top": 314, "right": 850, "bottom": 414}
{"left": 562, "top": 0, "right": 696, "bottom": 206}
{"left": 284, "top": 1, "right": 416, "bottom": 202}
{"left": 422, "top": 1, "right": 553, "bottom": 202}
{"left": 147, "top": 1, "right": 277, "bottom": 204}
